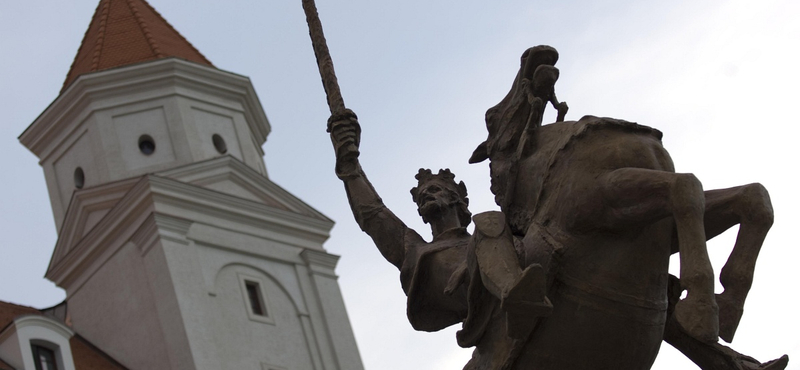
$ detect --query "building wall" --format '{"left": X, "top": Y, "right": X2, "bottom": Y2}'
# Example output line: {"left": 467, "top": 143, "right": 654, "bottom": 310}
{"left": 67, "top": 240, "right": 186, "bottom": 370}
{"left": 156, "top": 219, "right": 362, "bottom": 370}
{"left": 211, "top": 263, "right": 315, "bottom": 370}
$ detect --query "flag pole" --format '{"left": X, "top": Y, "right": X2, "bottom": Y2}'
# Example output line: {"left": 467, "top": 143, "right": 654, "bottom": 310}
{"left": 301, "top": 0, "right": 346, "bottom": 115}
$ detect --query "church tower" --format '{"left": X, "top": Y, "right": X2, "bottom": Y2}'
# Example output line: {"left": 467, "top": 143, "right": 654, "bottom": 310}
{"left": 18, "top": 1, "right": 364, "bottom": 369}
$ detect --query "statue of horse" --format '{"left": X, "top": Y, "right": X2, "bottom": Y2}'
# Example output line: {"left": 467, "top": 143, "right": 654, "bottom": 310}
{"left": 465, "top": 45, "right": 781, "bottom": 369}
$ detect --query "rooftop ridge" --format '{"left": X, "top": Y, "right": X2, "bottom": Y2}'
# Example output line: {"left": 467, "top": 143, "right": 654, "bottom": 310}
{"left": 61, "top": 0, "right": 105, "bottom": 93}
{"left": 139, "top": 0, "right": 211, "bottom": 64}
{"left": 90, "top": 1, "right": 110, "bottom": 71}
{"left": 61, "top": 0, "right": 214, "bottom": 94}
{"left": 130, "top": 0, "right": 213, "bottom": 65}
{"left": 128, "top": 0, "right": 162, "bottom": 58}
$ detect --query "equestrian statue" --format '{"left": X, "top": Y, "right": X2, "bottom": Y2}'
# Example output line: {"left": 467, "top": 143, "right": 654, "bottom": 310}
{"left": 299, "top": 3, "right": 787, "bottom": 368}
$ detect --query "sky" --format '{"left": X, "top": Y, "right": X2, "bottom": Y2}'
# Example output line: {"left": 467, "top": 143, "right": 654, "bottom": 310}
{"left": 1, "top": 1, "right": 799, "bottom": 369}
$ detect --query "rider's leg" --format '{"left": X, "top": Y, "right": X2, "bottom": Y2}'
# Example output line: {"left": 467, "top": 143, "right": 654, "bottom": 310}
{"left": 472, "top": 211, "right": 552, "bottom": 339}
{"left": 703, "top": 184, "right": 774, "bottom": 342}
{"left": 472, "top": 211, "right": 522, "bottom": 298}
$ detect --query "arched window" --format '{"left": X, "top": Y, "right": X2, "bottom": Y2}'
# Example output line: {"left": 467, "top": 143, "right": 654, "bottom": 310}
{"left": 7, "top": 316, "right": 76, "bottom": 370}
{"left": 31, "top": 343, "right": 58, "bottom": 370}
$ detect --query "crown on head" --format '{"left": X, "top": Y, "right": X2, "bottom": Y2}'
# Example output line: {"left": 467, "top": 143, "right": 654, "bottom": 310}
{"left": 411, "top": 168, "right": 468, "bottom": 203}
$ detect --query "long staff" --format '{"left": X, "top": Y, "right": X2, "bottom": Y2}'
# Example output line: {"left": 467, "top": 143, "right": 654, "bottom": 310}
{"left": 302, "top": 0, "right": 346, "bottom": 115}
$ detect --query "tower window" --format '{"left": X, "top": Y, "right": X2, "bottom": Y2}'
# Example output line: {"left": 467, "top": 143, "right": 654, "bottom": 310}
{"left": 74, "top": 167, "right": 85, "bottom": 189}
{"left": 31, "top": 344, "right": 58, "bottom": 370}
{"left": 237, "top": 273, "right": 274, "bottom": 324}
{"left": 245, "top": 280, "right": 267, "bottom": 316}
{"left": 138, "top": 134, "right": 156, "bottom": 155}
{"left": 212, "top": 134, "right": 228, "bottom": 154}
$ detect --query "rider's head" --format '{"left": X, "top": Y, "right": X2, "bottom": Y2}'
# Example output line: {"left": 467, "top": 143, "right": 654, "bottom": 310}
{"left": 520, "top": 45, "right": 559, "bottom": 85}
{"left": 410, "top": 169, "right": 471, "bottom": 227}
{"left": 532, "top": 65, "right": 560, "bottom": 95}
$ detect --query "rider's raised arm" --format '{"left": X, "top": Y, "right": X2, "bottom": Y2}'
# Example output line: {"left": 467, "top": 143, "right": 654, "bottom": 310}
{"left": 329, "top": 110, "right": 420, "bottom": 269}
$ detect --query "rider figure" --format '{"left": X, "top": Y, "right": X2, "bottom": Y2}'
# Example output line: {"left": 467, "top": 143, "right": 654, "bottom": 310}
{"left": 328, "top": 109, "right": 551, "bottom": 347}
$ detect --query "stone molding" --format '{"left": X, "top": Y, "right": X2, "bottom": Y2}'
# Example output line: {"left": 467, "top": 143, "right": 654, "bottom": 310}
{"left": 48, "top": 172, "right": 334, "bottom": 294}
{"left": 301, "top": 249, "right": 341, "bottom": 279}
{"left": 158, "top": 155, "right": 332, "bottom": 221}
{"left": 20, "top": 58, "right": 270, "bottom": 160}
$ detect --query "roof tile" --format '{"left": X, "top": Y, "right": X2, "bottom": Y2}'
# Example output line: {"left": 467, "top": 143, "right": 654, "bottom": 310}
{"left": 70, "top": 335, "right": 128, "bottom": 370}
{"left": 0, "top": 357, "right": 15, "bottom": 370}
{"left": 62, "top": 0, "right": 213, "bottom": 93}
{"left": 0, "top": 301, "right": 39, "bottom": 332}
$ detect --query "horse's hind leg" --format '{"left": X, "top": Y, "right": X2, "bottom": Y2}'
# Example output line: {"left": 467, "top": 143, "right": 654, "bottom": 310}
{"left": 704, "top": 184, "right": 774, "bottom": 342}
{"left": 589, "top": 168, "right": 718, "bottom": 342}
{"left": 664, "top": 275, "right": 788, "bottom": 370}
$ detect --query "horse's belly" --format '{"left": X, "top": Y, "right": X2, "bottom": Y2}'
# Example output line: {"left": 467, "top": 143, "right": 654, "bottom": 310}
{"left": 515, "top": 283, "right": 666, "bottom": 370}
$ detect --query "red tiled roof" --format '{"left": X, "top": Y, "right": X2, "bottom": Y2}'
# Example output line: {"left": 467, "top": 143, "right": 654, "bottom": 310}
{"left": 0, "top": 301, "right": 40, "bottom": 370}
{"left": 0, "top": 301, "right": 39, "bottom": 332}
{"left": 0, "top": 357, "right": 15, "bottom": 370}
{"left": 62, "top": 0, "right": 213, "bottom": 93}
{"left": 0, "top": 301, "right": 128, "bottom": 370}
{"left": 70, "top": 335, "right": 128, "bottom": 370}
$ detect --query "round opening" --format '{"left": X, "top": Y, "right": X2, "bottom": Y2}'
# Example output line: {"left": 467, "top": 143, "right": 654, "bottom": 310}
{"left": 138, "top": 135, "right": 156, "bottom": 155}
{"left": 212, "top": 134, "right": 228, "bottom": 154}
{"left": 74, "top": 167, "right": 85, "bottom": 189}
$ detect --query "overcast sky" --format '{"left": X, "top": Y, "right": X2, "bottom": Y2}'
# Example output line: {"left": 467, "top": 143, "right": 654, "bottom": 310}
{"left": 1, "top": 1, "right": 798, "bottom": 369}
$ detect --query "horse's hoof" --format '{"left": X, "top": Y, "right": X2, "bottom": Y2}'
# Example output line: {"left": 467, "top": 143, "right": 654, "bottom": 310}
{"left": 716, "top": 293, "right": 745, "bottom": 343}
{"left": 742, "top": 355, "right": 790, "bottom": 370}
{"left": 674, "top": 295, "right": 719, "bottom": 343}
{"left": 758, "top": 355, "right": 789, "bottom": 370}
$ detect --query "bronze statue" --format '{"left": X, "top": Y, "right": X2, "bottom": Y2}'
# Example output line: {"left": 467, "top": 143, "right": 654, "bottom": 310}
{"left": 325, "top": 45, "right": 788, "bottom": 369}
{"left": 329, "top": 110, "right": 472, "bottom": 330}
{"left": 329, "top": 111, "right": 550, "bottom": 337}
{"left": 467, "top": 45, "right": 783, "bottom": 369}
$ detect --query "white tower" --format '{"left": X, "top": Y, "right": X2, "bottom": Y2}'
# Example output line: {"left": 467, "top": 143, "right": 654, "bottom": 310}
{"left": 18, "top": 1, "right": 364, "bottom": 369}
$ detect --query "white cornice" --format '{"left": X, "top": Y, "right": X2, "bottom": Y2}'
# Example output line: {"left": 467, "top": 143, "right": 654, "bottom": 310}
{"left": 148, "top": 175, "right": 334, "bottom": 240}
{"left": 301, "top": 249, "right": 341, "bottom": 279}
{"left": 47, "top": 174, "right": 334, "bottom": 292}
{"left": 50, "top": 177, "right": 142, "bottom": 269}
{"left": 12, "top": 315, "right": 74, "bottom": 339}
{"left": 0, "top": 314, "right": 75, "bottom": 345}
{"left": 47, "top": 176, "right": 155, "bottom": 290}
{"left": 157, "top": 155, "right": 333, "bottom": 222}
{"left": 20, "top": 58, "right": 270, "bottom": 160}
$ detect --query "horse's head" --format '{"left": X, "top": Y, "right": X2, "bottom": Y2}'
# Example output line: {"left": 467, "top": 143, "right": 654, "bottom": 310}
{"left": 470, "top": 45, "right": 559, "bottom": 208}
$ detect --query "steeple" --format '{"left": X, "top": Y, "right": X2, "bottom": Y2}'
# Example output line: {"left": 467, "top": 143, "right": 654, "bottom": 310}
{"left": 21, "top": 0, "right": 270, "bottom": 230}
{"left": 17, "top": 1, "right": 364, "bottom": 369}
{"left": 62, "top": 0, "right": 213, "bottom": 93}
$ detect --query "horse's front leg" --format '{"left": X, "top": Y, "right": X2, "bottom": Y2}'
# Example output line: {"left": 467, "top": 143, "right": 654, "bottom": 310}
{"left": 582, "top": 167, "right": 718, "bottom": 343}
{"left": 703, "top": 184, "right": 773, "bottom": 342}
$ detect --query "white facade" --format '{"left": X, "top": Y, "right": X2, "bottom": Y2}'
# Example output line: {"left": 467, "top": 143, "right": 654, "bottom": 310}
{"left": 20, "top": 58, "right": 270, "bottom": 231}
{"left": 19, "top": 58, "right": 364, "bottom": 370}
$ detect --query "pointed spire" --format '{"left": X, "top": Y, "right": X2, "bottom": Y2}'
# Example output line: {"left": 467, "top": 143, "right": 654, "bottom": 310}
{"left": 62, "top": 0, "right": 213, "bottom": 93}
